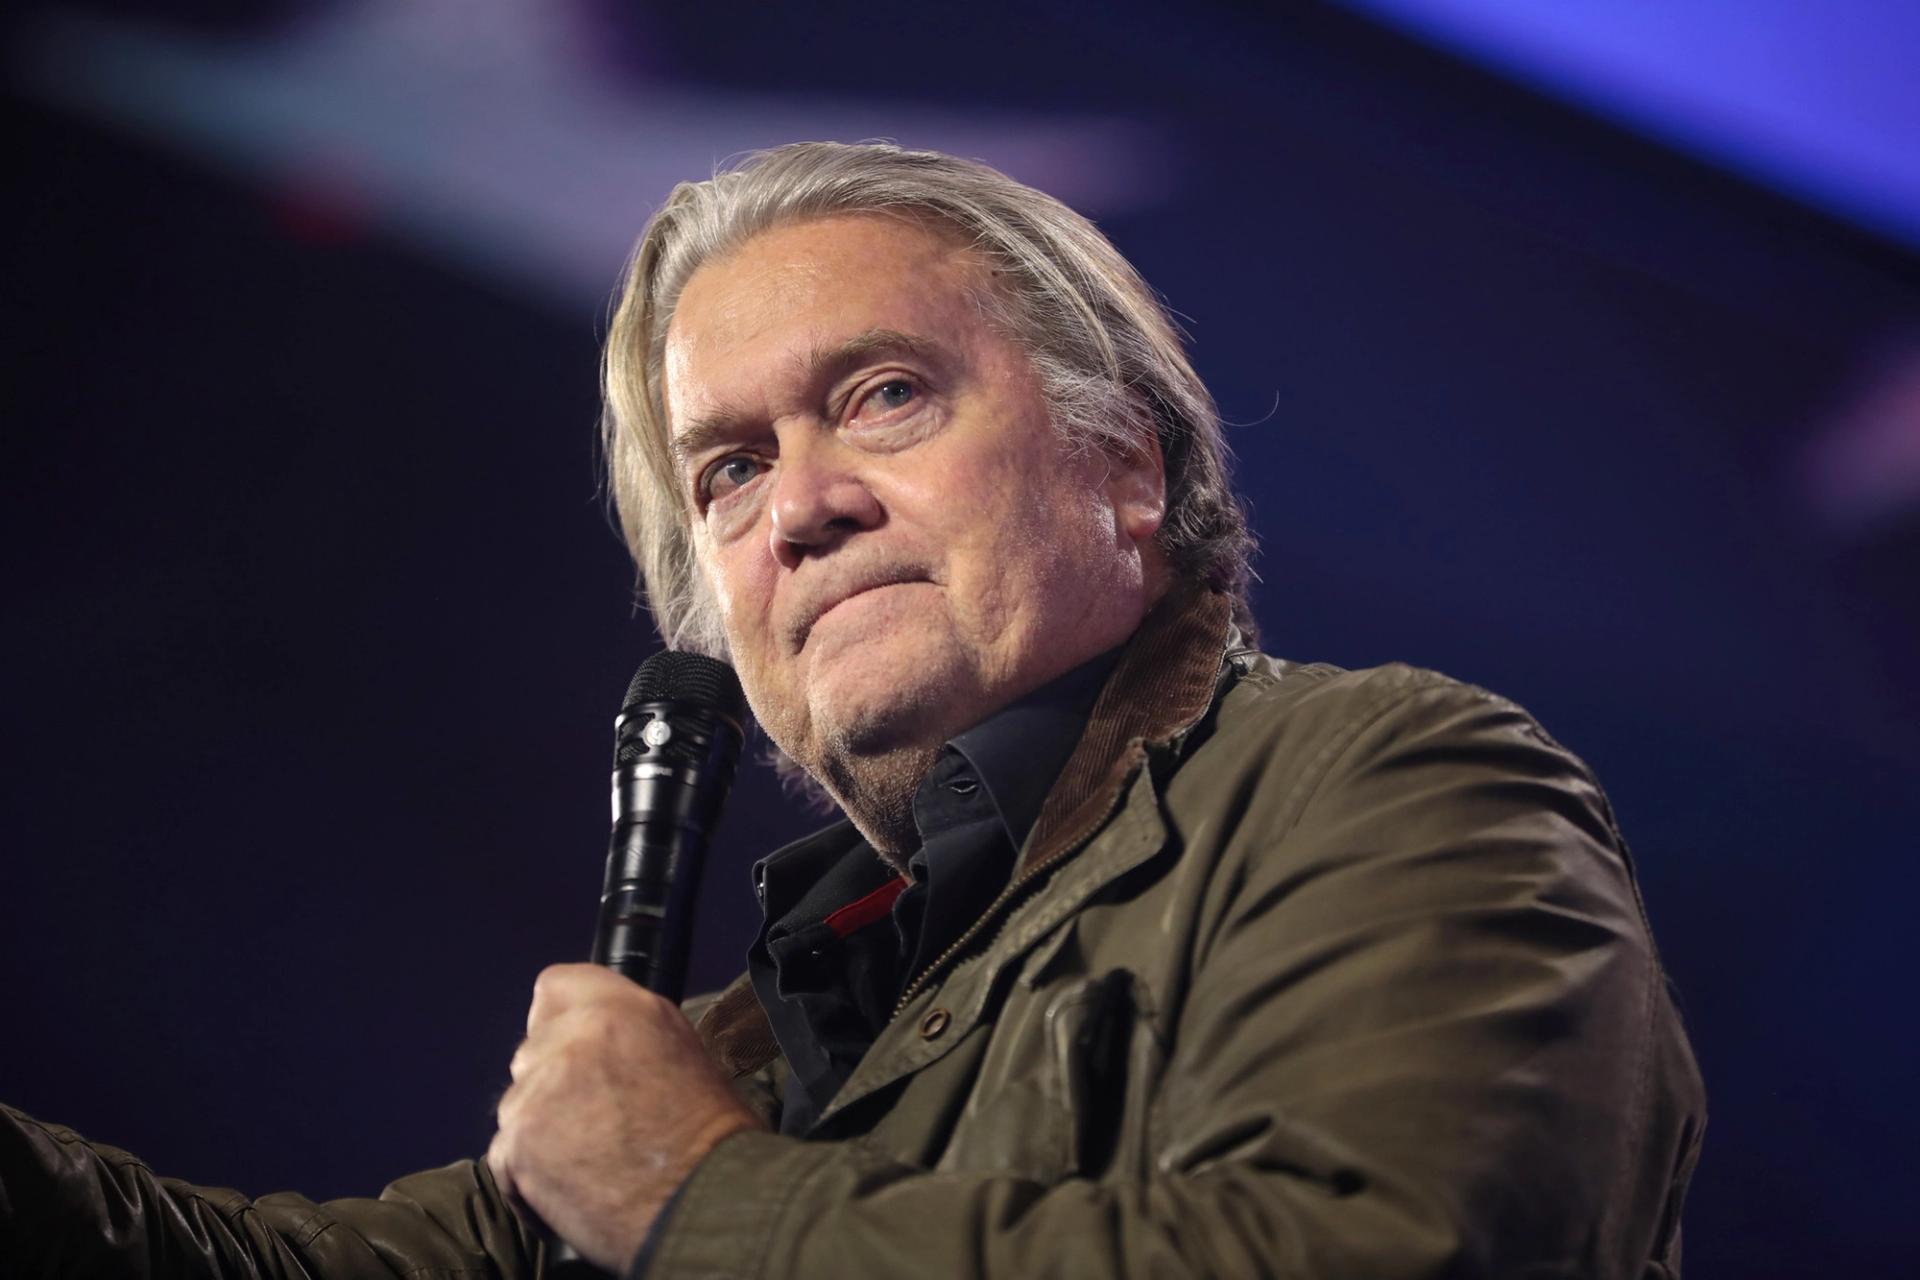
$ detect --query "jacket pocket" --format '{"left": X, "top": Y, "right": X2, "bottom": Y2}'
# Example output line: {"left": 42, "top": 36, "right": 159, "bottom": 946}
{"left": 1047, "top": 968, "right": 1140, "bottom": 1177}
{"left": 934, "top": 967, "right": 1159, "bottom": 1182}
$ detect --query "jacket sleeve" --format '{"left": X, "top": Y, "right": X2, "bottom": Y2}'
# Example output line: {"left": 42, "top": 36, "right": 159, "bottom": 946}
{"left": 0, "top": 1103, "right": 536, "bottom": 1278}
{"left": 637, "top": 676, "right": 1704, "bottom": 1278}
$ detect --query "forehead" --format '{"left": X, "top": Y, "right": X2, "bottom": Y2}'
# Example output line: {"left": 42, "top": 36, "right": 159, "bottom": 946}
{"left": 663, "top": 214, "right": 988, "bottom": 417}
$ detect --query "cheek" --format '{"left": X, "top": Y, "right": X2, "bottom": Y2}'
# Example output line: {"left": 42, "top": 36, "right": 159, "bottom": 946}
{"left": 696, "top": 541, "right": 795, "bottom": 729}
{"left": 692, "top": 533, "right": 770, "bottom": 654}
{"left": 989, "top": 451, "right": 1112, "bottom": 553}
{"left": 955, "top": 477, "right": 1111, "bottom": 623}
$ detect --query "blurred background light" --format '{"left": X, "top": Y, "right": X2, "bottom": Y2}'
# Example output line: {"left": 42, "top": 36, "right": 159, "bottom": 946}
{"left": 11, "top": 0, "right": 1161, "bottom": 307}
{"left": 1333, "top": 0, "right": 1920, "bottom": 251}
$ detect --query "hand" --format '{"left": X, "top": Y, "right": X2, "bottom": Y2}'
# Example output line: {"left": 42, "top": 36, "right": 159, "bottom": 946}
{"left": 487, "top": 964, "right": 764, "bottom": 1271}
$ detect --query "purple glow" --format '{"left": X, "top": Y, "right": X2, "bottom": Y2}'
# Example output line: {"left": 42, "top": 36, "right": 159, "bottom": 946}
{"left": 1334, "top": 0, "right": 1920, "bottom": 250}
{"left": 1802, "top": 345, "right": 1920, "bottom": 535}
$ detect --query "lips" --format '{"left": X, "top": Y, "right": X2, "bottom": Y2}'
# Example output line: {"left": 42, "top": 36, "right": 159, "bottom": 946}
{"left": 785, "top": 567, "right": 930, "bottom": 650}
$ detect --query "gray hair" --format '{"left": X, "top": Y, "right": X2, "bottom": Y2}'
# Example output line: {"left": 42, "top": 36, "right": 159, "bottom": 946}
{"left": 602, "top": 141, "right": 1256, "bottom": 657}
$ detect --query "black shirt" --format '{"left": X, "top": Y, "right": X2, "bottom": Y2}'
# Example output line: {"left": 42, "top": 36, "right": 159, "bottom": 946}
{"left": 747, "top": 646, "right": 1121, "bottom": 1136}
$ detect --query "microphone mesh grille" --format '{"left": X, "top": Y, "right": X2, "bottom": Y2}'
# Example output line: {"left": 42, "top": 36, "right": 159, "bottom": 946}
{"left": 622, "top": 650, "right": 746, "bottom": 721}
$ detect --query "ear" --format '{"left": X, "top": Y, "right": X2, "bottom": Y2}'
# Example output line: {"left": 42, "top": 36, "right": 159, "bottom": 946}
{"left": 1104, "top": 431, "right": 1167, "bottom": 547}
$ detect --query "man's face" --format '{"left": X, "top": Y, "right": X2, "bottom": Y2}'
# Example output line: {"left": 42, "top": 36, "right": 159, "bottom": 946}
{"left": 662, "top": 213, "right": 1165, "bottom": 783}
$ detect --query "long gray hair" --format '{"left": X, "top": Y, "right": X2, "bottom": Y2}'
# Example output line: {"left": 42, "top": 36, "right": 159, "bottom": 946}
{"left": 602, "top": 141, "right": 1256, "bottom": 656}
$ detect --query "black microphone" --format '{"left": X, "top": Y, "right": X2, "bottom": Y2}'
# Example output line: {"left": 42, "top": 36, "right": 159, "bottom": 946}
{"left": 591, "top": 649, "right": 747, "bottom": 997}
{"left": 543, "top": 650, "right": 746, "bottom": 1278}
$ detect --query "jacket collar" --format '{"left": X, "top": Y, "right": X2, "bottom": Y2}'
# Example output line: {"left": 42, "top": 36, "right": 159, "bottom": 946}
{"left": 1020, "top": 584, "right": 1232, "bottom": 873}
{"left": 697, "top": 585, "right": 1237, "bottom": 1077}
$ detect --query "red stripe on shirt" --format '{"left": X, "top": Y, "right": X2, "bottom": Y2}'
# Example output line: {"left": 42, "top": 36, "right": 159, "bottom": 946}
{"left": 823, "top": 876, "right": 908, "bottom": 939}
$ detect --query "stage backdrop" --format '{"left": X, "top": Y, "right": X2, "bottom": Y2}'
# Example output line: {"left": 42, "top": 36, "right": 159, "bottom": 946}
{"left": 5, "top": 4, "right": 1916, "bottom": 1275}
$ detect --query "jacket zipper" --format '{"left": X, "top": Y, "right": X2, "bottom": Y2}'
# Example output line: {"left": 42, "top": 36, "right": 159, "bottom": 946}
{"left": 891, "top": 844, "right": 1073, "bottom": 1018}
{"left": 886, "top": 637, "right": 1231, "bottom": 1019}
{"left": 891, "top": 759, "right": 1140, "bottom": 1019}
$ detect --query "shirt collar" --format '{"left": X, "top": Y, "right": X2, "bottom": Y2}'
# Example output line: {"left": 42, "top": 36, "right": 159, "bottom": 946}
{"left": 942, "top": 643, "right": 1123, "bottom": 856}
{"left": 754, "top": 642, "right": 1125, "bottom": 923}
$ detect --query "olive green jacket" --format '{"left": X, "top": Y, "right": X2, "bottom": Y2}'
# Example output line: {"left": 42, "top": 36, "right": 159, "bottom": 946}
{"left": 1, "top": 589, "right": 1704, "bottom": 1277}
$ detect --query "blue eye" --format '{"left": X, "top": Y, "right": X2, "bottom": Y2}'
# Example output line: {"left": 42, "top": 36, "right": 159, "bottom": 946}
{"left": 702, "top": 455, "right": 765, "bottom": 503}
{"left": 860, "top": 379, "right": 916, "bottom": 416}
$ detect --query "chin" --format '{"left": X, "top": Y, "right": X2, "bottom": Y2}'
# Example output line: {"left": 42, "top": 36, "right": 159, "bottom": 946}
{"left": 805, "top": 628, "right": 981, "bottom": 759}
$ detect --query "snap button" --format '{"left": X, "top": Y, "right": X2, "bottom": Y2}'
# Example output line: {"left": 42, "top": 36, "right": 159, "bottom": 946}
{"left": 918, "top": 1007, "right": 952, "bottom": 1039}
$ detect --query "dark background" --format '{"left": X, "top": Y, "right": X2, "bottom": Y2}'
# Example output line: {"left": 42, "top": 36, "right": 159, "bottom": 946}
{"left": 5, "top": 3, "right": 1916, "bottom": 1275}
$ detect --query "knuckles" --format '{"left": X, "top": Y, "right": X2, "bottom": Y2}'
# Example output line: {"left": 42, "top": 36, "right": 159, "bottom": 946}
{"left": 506, "top": 981, "right": 677, "bottom": 1115}
{"left": 527, "top": 963, "right": 583, "bottom": 1025}
{"left": 530, "top": 964, "right": 672, "bottom": 1031}
{"left": 495, "top": 1080, "right": 522, "bottom": 1121}
{"left": 484, "top": 1130, "right": 517, "bottom": 1190}
{"left": 502, "top": 967, "right": 700, "bottom": 1151}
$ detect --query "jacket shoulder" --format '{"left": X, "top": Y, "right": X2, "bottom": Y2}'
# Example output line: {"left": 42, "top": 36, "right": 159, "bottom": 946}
{"left": 1188, "top": 654, "right": 1621, "bottom": 849}
{"left": 1217, "top": 653, "right": 1545, "bottom": 743}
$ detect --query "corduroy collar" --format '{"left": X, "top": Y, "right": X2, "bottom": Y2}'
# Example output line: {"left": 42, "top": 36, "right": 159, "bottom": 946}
{"left": 1020, "top": 584, "right": 1232, "bottom": 872}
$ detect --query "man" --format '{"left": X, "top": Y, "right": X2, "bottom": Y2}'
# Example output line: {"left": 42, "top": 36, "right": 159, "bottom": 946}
{"left": 2, "top": 142, "right": 1703, "bottom": 1276}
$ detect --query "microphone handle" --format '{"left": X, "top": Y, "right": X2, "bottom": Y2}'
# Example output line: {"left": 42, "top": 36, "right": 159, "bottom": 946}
{"left": 544, "top": 721, "right": 736, "bottom": 1275}
{"left": 589, "top": 800, "right": 716, "bottom": 1002}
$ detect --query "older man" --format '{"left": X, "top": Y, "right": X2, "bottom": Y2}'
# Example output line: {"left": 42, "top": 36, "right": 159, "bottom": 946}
{"left": 2, "top": 143, "right": 1703, "bottom": 1277}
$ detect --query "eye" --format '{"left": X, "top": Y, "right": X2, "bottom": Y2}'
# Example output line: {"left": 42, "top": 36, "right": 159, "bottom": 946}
{"left": 854, "top": 378, "right": 918, "bottom": 419}
{"left": 699, "top": 454, "right": 767, "bottom": 505}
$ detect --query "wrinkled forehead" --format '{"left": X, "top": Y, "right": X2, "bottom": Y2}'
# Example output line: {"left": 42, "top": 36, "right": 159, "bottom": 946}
{"left": 661, "top": 213, "right": 992, "bottom": 428}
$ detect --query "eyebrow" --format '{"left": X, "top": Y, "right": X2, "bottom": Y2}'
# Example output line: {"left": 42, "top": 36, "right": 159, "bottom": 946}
{"left": 800, "top": 327, "right": 936, "bottom": 382}
{"left": 668, "top": 327, "right": 945, "bottom": 469}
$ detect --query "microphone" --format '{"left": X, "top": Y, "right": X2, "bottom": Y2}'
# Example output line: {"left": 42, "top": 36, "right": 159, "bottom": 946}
{"left": 591, "top": 649, "right": 747, "bottom": 997}
{"left": 543, "top": 650, "right": 747, "bottom": 1277}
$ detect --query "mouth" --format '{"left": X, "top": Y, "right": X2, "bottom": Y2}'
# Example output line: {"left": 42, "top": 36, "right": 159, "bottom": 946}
{"left": 788, "top": 570, "right": 931, "bottom": 650}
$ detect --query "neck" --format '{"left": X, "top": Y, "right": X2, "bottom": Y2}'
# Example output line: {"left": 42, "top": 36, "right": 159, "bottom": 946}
{"left": 814, "top": 741, "right": 940, "bottom": 868}
{"left": 800, "top": 577, "right": 1177, "bottom": 863}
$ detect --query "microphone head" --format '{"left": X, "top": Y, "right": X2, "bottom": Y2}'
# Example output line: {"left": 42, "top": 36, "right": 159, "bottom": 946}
{"left": 621, "top": 649, "right": 747, "bottom": 724}
{"left": 614, "top": 652, "right": 741, "bottom": 771}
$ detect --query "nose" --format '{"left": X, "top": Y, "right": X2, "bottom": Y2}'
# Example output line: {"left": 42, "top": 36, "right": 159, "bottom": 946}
{"left": 767, "top": 435, "right": 882, "bottom": 566}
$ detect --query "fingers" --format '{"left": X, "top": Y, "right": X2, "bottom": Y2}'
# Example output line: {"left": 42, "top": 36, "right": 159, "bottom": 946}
{"left": 489, "top": 1074, "right": 544, "bottom": 1218}
{"left": 526, "top": 963, "right": 632, "bottom": 1035}
{"left": 489, "top": 967, "right": 763, "bottom": 1269}
{"left": 484, "top": 1127, "right": 519, "bottom": 1205}
{"left": 525, "top": 963, "right": 591, "bottom": 1035}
